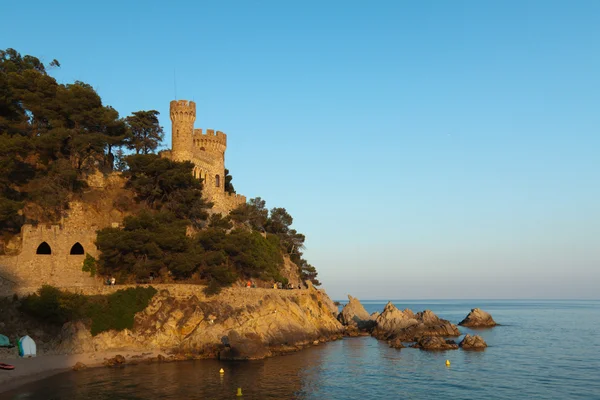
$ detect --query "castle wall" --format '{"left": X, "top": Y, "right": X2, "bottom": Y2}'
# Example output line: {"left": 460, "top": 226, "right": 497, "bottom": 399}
{"left": 0, "top": 224, "right": 100, "bottom": 297}
{"left": 0, "top": 174, "right": 128, "bottom": 297}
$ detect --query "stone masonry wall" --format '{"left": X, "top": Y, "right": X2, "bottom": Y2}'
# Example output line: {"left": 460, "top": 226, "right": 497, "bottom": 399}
{"left": 0, "top": 173, "right": 128, "bottom": 297}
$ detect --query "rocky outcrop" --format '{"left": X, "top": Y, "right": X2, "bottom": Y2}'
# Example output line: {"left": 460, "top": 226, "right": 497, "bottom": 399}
{"left": 56, "top": 321, "right": 95, "bottom": 354}
{"left": 55, "top": 286, "right": 344, "bottom": 361}
{"left": 459, "top": 334, "right": 487, "bottom": 350}
{"left": 388, "top": 337, "right": 405, "bottom": 349}
{"left": 372, "top": 302, "right": 460, "bottom": 342}
{"left": 337, "top": 295, "right": 376, "bottom": 332}
{"left": 411, "top": 336, "right": 458, "bottom": 351}
{"left": 458, "top": 308, "right": 497, "bottom": 327}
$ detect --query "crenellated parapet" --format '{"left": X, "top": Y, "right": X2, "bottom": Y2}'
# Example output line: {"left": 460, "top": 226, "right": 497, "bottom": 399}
{"left": 192, "top": 128, "right": 227, "bottom": 155}
{"left": 170, "top": 100, "right": 196, "bottom": 123}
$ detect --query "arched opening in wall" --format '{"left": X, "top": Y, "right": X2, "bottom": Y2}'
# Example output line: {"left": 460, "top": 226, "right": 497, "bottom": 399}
{"left": 215, "top": 174, "right": 220, "bottom": 187}
{"left": 36, "top": 242, "right": 52, "bottom": 255}
{"left": 70, "top": 242, "right": 84, "bottom": 255}
{"left": 200, "top": 147, "right": 206, "bottom": 151}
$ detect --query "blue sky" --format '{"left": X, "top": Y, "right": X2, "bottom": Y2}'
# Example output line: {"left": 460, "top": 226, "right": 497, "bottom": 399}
{"left": 3, "top": 1, "right": 599, "bottom": 299}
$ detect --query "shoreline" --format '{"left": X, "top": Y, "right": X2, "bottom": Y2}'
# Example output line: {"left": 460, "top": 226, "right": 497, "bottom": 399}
{"left": 0, "top": 349, "right": 168, "bottom": 394}
{"left": 0, "top": 338, "right": 342, "bottom": 395}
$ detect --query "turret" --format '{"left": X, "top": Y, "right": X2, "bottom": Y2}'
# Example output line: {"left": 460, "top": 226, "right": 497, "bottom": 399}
{"left": 170, "top": 100, "right": 196, "bottom": 161}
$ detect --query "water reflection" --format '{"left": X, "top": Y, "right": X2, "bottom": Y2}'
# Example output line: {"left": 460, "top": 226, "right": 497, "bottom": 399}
{"left": 5, "top": 301, "right": 600, "bottom": 399}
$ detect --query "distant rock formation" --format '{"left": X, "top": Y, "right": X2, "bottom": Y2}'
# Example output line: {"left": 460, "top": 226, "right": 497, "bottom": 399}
{"left": 459, "top": 334, "right": 487, "bottom": 350}
{"left": 337, "top": 295, "right": 376, "bottom": 333}
{"left": 411, "top": 336, "right": 458, "bottom": 351}
{"left": 372, "top": 302, "right": 460, "bottom": 342}
{"left": 458, "top": 308, "right": 497, "bottom": 327}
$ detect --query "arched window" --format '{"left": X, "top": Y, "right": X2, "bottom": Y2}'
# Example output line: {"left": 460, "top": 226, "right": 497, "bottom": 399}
{"left": 36, "top": 242, "right": 52, "bottom": 255}
{"left": 70, "top": 242, "right": 84, "bottom": 255}
{"left": 200, "top": 147, "right": 206, "bottom": 151}
{"left": 215, "top": 174, "right": 220, "bottom": 187}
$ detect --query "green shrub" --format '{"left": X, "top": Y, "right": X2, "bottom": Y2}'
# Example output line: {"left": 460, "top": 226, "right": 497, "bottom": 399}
{"left": 20, "top": 285, "right": 87, "bottom": 324}
{"left": 203, "top": 279, "right": 222, "bottom": 296}
{"left": 82, "top": 253, "right": 97, "bottom": 277}
{"left": 88, "top": 286, "right": 157, "bottom": 335}
{"left": 20, "top": 285, "right": 157, "bottom": 336}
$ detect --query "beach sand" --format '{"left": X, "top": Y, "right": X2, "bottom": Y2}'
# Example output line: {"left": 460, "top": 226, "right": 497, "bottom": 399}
{"left": 0, "top": 348, "right": 166, "bottom": 394}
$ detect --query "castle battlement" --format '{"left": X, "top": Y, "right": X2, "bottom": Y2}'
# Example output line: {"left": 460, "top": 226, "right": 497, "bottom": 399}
{"left": 225, "top": 192, "right": 246, "bottom": 201}
{"left": 167, "top": 98, "right": 246, "bottom": 215}
{"left": 170, "top": 100, "right": 196, "bottom": 118}
{"left": 193, "top": 129, "right": 227, "bottom": 148}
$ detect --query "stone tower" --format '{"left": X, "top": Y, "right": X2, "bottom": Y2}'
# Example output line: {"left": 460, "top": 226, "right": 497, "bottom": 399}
{"left": 166, "top": 99, "right": 245, "bottom": 213}
{"left": 170, "top": 100, "right": 196, "bottom": 162}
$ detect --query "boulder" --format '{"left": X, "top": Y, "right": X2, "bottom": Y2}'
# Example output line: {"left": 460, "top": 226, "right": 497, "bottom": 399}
{"left": 72, "top": 362, "right": 87, "bottom": 371}
{"left": 372, "top": 303, "right": 460, "bottom": 342}
{"left": 388, "top": 337, "right": 405, "bottom": 349}
{"left": 458, "top": 308, "right": 497, "bottom": 327}
{"left": 219, "top": 330, "right": 271, "bottom": 360}
{"left": 103, "top": 354, "right": 126, "bottom": 366}
{"left": 337, "top": 295, "right": 376, "bottom": 331}
{"left": 459, "top": 334, "right": 487, "bottom": 350}
{"left": 411, "top": 336, "right": 458, "bottom": 351}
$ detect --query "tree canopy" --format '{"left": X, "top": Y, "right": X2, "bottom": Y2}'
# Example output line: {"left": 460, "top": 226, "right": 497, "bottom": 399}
{"left": 0, "top": 48, "right": 321, "bottom": 290}
{"left": 0, "top": 48, "right": 158, "bottom": 232}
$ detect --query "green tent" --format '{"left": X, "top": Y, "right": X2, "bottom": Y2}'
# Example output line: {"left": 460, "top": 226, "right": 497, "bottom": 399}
{"left": 0, "top": 334, "right": 11, "bottom": 347}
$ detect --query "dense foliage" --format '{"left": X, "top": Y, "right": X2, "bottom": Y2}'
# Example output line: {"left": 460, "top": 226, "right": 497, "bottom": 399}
{"left": 20, "top": 285, "right": 157, "bottom": 335}
{"left": 0, "top": 48, "right": 162, "bottom": 231}
{"left": 96, "top": 211, "right": 285, "bottom": 289}
{"left": 1, "top": 48, "right": 320, "bottom": 289}
{"left": 230, "top": 197, "right": 320, "bottom": 286}
{"left": 124, "top": 153, "right": 210, "bottom": 227}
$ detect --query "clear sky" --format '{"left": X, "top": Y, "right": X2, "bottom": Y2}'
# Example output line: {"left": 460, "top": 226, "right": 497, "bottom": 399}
{"left": 3, "top": 1, "right": 599, "bottom": 299}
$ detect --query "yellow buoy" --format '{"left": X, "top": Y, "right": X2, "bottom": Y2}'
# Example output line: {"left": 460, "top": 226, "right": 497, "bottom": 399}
{"left": 236, "top": 387, "right": 243, "bottom": 396}
{"left": 445, "top": 360, "right": 451, "bottom": 366}
{"left": 219, "top": 368, "right": 224, "bottom": 374}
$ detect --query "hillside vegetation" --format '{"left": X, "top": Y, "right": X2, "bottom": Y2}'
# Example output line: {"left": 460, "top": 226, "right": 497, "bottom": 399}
{"left": 0, "top": 48, "right": 320, "bottom": 291}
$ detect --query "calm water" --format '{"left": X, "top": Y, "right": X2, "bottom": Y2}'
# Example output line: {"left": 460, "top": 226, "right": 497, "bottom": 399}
{"left": 4, "top": 300, "right": 600, "bottom": 399}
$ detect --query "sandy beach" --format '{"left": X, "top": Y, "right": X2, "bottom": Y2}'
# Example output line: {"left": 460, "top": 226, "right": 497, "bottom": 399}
{"left": 0, "top": 349, "right": 167, "bottom": 394}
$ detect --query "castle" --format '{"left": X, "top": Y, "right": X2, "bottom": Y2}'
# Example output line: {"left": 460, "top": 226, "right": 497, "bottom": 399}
{"left": 160, "top": 100, "right": 246, "bottom": 214}
{"left": 0, "top": 100, "right": 248, "bottom": 296}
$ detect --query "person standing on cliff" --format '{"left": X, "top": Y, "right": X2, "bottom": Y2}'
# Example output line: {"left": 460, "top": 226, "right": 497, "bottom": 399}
{"left": 111, "top": 277, "right": 116, "bottom": 286}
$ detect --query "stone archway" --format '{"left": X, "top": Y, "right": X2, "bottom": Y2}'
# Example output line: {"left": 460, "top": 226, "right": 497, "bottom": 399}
{"left": 36, "top": 242, "right": 52, "bottom": 255}
{"left": 70, "top": 242, "right": 84, "bottom": 255}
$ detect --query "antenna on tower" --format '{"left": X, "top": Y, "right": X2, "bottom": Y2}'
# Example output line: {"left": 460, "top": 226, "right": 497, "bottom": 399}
{"left": 173, "top": 68, "right": 177, "bottom": 100}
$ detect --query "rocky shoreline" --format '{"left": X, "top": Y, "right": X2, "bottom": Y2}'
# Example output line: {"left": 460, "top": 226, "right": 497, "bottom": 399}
{"left": 337, "top": 295, "right": 495, "bottom": 351}
{"left": 0, "top": 287, "right": 498, "bottom": 394}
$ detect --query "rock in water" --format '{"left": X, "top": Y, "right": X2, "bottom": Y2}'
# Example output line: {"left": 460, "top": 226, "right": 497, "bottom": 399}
{"left": 458, "top": 308, "right": 497, "bottom": 327}
{"left": 411, "top": 336, "right": 458, "bottom": 351}
{"left": 372, "top": 303, "right": 460, "bottom": 342}
{"left": 337, "top": 295, "right": 376, "bottom": 331}
{"left": 459, "top": 334, "right": 487, "bottom": 350}
{"left": 388, "top": 337, "right": 405, "bottom": 349}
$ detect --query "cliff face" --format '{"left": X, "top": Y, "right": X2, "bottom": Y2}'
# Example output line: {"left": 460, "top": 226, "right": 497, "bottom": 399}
{"left": 56, "top": 285, "right": 343, "bottom": 360}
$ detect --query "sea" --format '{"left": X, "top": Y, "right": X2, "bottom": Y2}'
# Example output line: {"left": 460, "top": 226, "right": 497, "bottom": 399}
{"left": 4, "top": 300, "right": 600, "bottom": 399}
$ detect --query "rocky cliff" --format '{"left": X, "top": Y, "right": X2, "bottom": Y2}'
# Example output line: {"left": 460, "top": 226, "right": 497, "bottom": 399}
{"left": 55, "top": 284, "right": 343, "bottom": 360}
